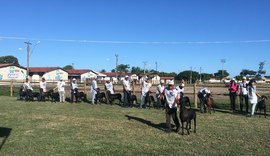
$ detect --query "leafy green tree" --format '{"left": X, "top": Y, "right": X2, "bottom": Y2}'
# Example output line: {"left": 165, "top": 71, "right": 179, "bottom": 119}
{"left": 116, "top": 64, "right": 130, "bottom": 73}
{"left": 131, "top": 66, "right": 143, "bottom": 74}
{"left": 0, "top": 55, "right": 19, "bottom": 65}
{"left": 176, "top": 70, "right": 199, "bottom": 83}
{"left": 240, "top": 69, "right": 257, "bottom": 77}
{"left": 214, "top": 70, "right": 229, "bottom": 80}
{"left": 63, "top": 65, "right": 74, "bottom": 70}
{"left": 256, "top": 61, "right": 266, "bottom": 79}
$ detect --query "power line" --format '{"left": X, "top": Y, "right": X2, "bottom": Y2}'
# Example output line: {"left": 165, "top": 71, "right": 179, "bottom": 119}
{"left": 1, "top": 36, "right": 270, "bottom": 45}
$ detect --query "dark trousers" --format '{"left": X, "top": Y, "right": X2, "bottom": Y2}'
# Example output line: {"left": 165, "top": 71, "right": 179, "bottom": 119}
{"left": 240, "top": 94, "right": 249, "bottom": 113}
{"left": 71, "top": 89, "right": 78, "bottom": 103}
{"left": 230, "top": 92, "right": 237, "bottom": 111}
{"left": 124, "top": 90, "right": 131, "bottom": 107}
{"left": 39, "top": 88, "right": 44, "bottom": 101}
{"left": 198, "top": 93, "right": 206, "bottom": 113}
{"left": 166, "top": 106, "right": 180, "bottom": 131}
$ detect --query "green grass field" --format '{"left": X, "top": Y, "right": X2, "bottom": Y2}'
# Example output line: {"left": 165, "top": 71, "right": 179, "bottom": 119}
{"left": 1, "top": 96, "right": 270, "bottom": 156}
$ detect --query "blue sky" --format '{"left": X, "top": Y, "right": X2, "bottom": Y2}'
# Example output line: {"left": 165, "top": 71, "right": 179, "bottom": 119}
{"left": 0, "top": 0, "right": 270, "bottom": 76}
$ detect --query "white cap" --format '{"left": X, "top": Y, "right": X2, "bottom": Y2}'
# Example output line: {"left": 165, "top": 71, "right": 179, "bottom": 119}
{"left": 125, "top": 75, "right": 129, "bottom": 78}
{"left": 72, "top": 78, "right": 76, "bottom": 81}
{"left": 242, "top": 76, "right": 247, "bottom": 80}
{"left": 160, "top": 80, "right": 165, "bottom": 84}
{"left": 232, "top": 78, "right": 236, "bottom": 81}
{"left": 181, "top": 83, "right": 185, "bottom": 87}
{"left": 168, "top": 81, "right": 174, "bottom": 86}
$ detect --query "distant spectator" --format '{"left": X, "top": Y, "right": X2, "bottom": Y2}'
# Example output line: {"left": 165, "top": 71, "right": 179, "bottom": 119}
{"left": 228, "top": 78, "right": 238, "bottom": 112}
{"left": 140, "top": 78, "right": 152, "bottom": 108}
{"left": 248, "top": 79, "right": 261, "bottom": 116}
{"left": 123, "top": 76, "right": 131, "bottom": 107}
{"left": 176, "top": 80, "right": 185, "bottom": 101}
{"left": 198, "top": 87, "right": 211, "bottom": 113}
{"left": 156, "top": 80, "right": 165, "bottom": 108}
{"left": 71, "top": 78, "right": 78, "bottom": 103}
{"left": 57, "top": 79, "right": 66, "bottom": 103}
{"left": 39, "top": 78, "right": 47, "bottom": 101}
{"left": 105, "top": 78, "right": 114, "bottom": 103}
{"left": 239, "top": 77, "right": 249, "bottom": 114}
{"left": 91, "top": 77, "right": 98, "bottom": 104}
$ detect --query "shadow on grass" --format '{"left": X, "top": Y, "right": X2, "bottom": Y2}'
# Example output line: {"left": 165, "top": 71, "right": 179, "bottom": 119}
{"left": 0, "top": 127, "right": 12, "bottom": 151}
{"left": 125, "top": 115, "right": 170, "bottom": 132}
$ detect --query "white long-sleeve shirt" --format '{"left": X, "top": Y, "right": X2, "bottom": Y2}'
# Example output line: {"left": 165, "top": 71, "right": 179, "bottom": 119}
{"left": 91, "top": 80, "right": 98, "bottom": 93}
{"left": 105, "top": 82, "right": 114, "bottom": 94}
{"left": 141, "top": 81, "right": 152, "bottom": 96}
{"left": 123, "top": 79, "right": 131, "bottom": 91}
{"left": 40, "top": 81, "right": 47, "bottom": 92}
{"left": 57, "top": 81, "right": 66, "bottom": 92}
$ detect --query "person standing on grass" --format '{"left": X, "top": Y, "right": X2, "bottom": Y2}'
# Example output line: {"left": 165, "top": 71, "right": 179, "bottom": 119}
{"left": 56, "top": 79, "right": 66, "bottom": 103}
{"left": 164, "top": 81, "right": 180, "bottom": 133}
{"left": 39, "top": 78, "right": 47, "bottom": 101}
{"left": 140, "top": 78, "right": 152, "bottom": 108}
{"left": 247, "top": 79, "right": 261, "bottom": 116}
{"left": 71, "top": 78, "right": 78, "bottom": 103}
{"left": 123, "top": 75, "right": 131, "bottom": 107}
{"left": 198, "top": 87, "right": 211, "bottom": 113}
{"left": 239, "top": 77, "right": 249, "bottom": 114}
{"left": 228, "top": 78, "right": 238, "bottom": 112}
{"left": 156, "top": 80, "right": 165, "bottom": 108}
{"left": 91, "top": 76, "right": 98, "bottom": 104}
{"left": 105, "top": 78, "right": 114, "bottom": 103}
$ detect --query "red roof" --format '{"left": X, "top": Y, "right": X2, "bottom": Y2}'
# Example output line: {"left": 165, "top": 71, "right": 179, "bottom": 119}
{"left": 29, "top": 67, "right": 63, "bottom": 73}
{"left": 67, "top": 69, "right": 91, "bottom": 75}
{"left": 160, "top": 77, "right": 175, "bottom": 80}
{"left": 102, "top": 72, "right": 118, "bottom": 77}
{"left": 0, "top": 64, "right": 26, "bottom": 69}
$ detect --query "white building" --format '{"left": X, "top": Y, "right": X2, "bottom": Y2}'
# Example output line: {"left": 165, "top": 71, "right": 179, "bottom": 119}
{"left": 0, "top": 64, "right": 27, "bottom": 81}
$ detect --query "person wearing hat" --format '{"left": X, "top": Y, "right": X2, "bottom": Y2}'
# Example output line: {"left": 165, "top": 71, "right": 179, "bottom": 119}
{"left": 176, "top": 80, "right": 185, "bottom": 102}
{"left": 238, "top": 77, "right": 249, "bottom": 114}
{"left": 140, "top": 78, "right": 152, "bottom": 108}
{"left": 104, "top": 78, "right": 114, "bottom": 103}
{"left": 164, "top": 81, "right": 180, "bottom": 133}
{"left": 123, "top": 75, "right": 131, "bottom": 107}
{"left": 71, "top": 78, "right": 78, "bottom": 103}
{"left": 247, "top": 79, "right": 261, "bottom": 116}
{"left": 57, "top": 79, "right": 66, "bottom": 103}
{"left": 228, "top": 78, "right": 239, "bottom": 112}
{"left": 39, "top": 77, "right": 47, "bottom": 101}
{"left": 91, "top": 76, "right": 98, "bottom": 104}
{"left": 156, "top": 80, "right": 166, "bottom": 108}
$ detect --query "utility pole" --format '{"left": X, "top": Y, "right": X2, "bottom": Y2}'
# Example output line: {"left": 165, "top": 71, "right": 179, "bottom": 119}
{"left": 190, "top": 67, "right": 193, "bottom": 84}
{"left": 24, "top": 41, "right": 32, "bottom": 78}
{"left": 155, "top": 61, "right": 158, "bottom": 73}
{"left": 143, "top": 61, "right": 147, "bottom": 74}
{"left": 115, "top": 54, "right": 119, "bottom": 78}
{"left": 221, "top": 59, "right": 226, "bottom": 79}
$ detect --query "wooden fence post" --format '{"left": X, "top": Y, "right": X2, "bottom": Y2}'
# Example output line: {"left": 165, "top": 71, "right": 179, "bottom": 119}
{"left": 84, "top": 80, "right": 87, "bottom": 94}
{"left": 194, "top": 82, "right": 197, "bottom": 108}
{"left": 132, "top": 80, "right": 135, "bottom": 95}
{"left": 10, "top": 80, "right": 14, "bottom": 97}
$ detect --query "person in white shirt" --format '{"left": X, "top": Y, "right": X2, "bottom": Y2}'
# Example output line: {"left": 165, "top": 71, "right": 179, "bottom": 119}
{"left": 156, "top": 80, "right": 165, "bottom": 108}
{"left": 248, "top": 79, "right": 261, "bottom": 116}
{"left": 176, "top": 81, "right": 185, "bottom": 101}
{"left": 239, "top": 77, "right": 249, "bottom": 114}
{"left": 164, "top": 81, "right": 180, "bottom": 133}
{"left": 23, "top": 78, "right": 33, "bottom": 101}
{"left": 71, "top": 78, "right": 78, "bottom": 103}
{"left": 105, "top": 79, "right": 114, "bottom": 103}
{"left": 140, "top": 78, "right": 152, "bottom": 108}
{"left": 57, "top": 79, "right": 66, "bottom": 103}
{"left": 198, "top": 87, "right": 211, "bottom": 113}
{"left": 123, "top": 76, "right": 131, "bottom": 107}
{"left": 39, "top": 78, "right": 47, "bottom": 101}
{"left": 91, "top": 77, "right": 98, "bottom": 104}
{"left": 23, "top": 78, "right": 33, "bottom": 91}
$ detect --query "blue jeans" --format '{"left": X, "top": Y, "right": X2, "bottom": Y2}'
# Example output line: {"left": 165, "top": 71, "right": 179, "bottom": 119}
{"left": 124, "top": 90, "right": 131, "bottom": 107}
